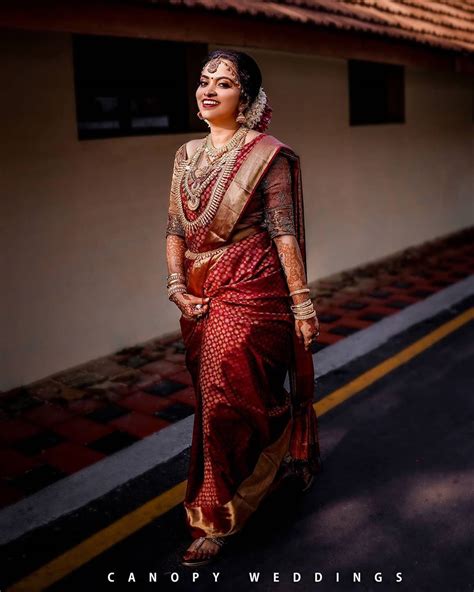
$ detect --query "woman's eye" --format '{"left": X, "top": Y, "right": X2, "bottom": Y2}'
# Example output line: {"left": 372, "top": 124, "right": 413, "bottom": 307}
{"left": 198, "top": 81, "right": 230, "bottom": 88}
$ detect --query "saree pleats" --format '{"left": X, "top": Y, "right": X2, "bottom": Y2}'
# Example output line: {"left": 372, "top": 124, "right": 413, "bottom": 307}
{"left": 180, "top": 230, "right": 317, "bottom": 538}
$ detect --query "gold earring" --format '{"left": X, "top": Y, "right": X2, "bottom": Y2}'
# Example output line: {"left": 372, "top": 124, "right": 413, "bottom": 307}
{"left": 236, "top": 108, "right": 246, "bottom": 124}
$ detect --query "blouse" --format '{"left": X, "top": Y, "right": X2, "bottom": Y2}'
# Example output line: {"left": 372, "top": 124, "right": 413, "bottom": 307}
{"left": 166, "top": 144, "right": 296, "bottom": 242}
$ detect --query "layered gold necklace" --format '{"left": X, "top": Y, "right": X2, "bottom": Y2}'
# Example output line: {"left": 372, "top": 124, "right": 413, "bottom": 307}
{"left": 175, "top": 126, "right": 248, "bottom": 232}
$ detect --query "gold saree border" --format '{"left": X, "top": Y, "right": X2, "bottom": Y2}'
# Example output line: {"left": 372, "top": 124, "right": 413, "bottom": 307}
{"left": 184, "top": 416, "right": 293, "bottom": 537}
{"left": 201, "top": 134, "right": 295, "bottom": 248}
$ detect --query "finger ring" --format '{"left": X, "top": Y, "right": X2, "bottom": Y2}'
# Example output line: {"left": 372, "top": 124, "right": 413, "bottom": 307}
{"left": 195, "top": 304, "right": 202, "bottom": 309}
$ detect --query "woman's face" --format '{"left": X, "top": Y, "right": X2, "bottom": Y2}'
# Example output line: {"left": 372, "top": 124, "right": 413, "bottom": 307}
{"left": 196, "top": 59, "right": 243, "bottom": 126}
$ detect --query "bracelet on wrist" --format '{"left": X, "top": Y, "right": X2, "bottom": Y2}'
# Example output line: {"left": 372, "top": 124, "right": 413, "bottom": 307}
{"left": 290, "top": 298, "right": 313, "bottom": 311}
{"left": 291, "top": 302, "right": 313, "bottom": 312}
{"left": 294, "top": 310, "right": 317, "bottom": 320}
{"left": 167, "top": 284, "right": 186, "bottom": 299}
{"left": 167, "top": 273, "right": 185, "bottom": 287}
{"left": 167, "top": 278, "right": 185, "bottom": 288}
{"left": 290, "top": 297, "right": 316, "bottom": 320}
{"left": 289, "top": 287, "right": 310, "bottom": 297}
{"left": 168, "top": 283, "right": 186, "bottom": 292}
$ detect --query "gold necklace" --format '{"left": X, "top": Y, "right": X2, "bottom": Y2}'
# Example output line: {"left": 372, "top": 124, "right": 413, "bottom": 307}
{"left": 176, "top": 131, "right": 248, "bottom": 231}
{"left": 204, "top": 126, "right": 248, "bottom": 161}
{"left": 183, "top": 151, "right": 229, "bottom": 211}
{"left": 182, "top": 126, "right": 248, "bottom": 212}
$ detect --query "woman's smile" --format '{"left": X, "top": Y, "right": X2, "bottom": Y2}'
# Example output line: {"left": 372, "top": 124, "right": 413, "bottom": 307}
{"left": 202, "top": 99, "right": 220, "bottom": 109}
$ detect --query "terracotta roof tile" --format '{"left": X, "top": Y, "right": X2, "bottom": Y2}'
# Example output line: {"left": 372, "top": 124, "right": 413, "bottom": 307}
{"left": 156, "top": 0, "right": 474, "bottom": 53}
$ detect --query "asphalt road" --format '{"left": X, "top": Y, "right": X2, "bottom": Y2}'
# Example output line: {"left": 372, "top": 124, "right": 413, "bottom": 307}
{"left": 2, "top": 296, "right": 473, "bottom": 592}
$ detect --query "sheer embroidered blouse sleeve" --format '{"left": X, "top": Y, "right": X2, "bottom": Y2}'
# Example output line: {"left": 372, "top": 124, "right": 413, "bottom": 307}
{"left": 260, "top": 154, "right": 296, "bottom": 239}
{"left": 165, "top": 143, "right": 187, "bottom": 239}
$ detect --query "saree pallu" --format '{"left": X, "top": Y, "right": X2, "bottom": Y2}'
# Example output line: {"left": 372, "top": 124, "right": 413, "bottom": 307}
{"left": 178, "top": 135, "right": 322, "bottom": 539}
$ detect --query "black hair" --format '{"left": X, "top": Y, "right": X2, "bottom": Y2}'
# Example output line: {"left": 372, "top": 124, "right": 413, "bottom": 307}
{"left": 200, "top": 49, "right": 262, "bottom": 108}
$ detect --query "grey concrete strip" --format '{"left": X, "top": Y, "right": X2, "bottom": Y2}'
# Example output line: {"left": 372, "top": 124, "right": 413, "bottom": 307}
{"left": 0, "top": 274, "right": 472, "bottom": 545}
{"left": 0, "top": 416, "right": 195, "bottom": 545}
{"left": 314, "top": 274, "right": 474, "bottom": 377}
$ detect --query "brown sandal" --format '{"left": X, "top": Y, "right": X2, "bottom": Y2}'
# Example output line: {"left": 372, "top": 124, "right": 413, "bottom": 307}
{"left": 181, "top": 536, "right": 227, "bottom": 567}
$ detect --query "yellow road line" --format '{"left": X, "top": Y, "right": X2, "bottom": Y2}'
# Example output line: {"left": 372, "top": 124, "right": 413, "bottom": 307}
{"left": 315, "top": 307, "right": 474, "bottom": 416}
{"left": 7, "top": 308, "right": 474, "bottom": 592}
{"left": 7, "top": 481, "right": 187, "bottom": 592}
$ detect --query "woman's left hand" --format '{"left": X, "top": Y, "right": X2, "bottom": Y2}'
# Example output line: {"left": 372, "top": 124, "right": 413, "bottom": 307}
{"left": 295, "top": 316, "right": 320, "bottom": 351}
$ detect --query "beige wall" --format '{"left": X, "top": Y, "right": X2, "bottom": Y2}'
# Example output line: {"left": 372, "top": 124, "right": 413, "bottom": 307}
{"left": 1, "top": 30, "right": 472, "bottom": 390}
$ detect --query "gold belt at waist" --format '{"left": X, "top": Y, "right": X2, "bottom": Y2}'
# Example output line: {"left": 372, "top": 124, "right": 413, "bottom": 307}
{"left": 185, "top": 244, "right": 231, "bottom": 261}
{"left": 184, "top": 226, "right": 263, "bottom": 262}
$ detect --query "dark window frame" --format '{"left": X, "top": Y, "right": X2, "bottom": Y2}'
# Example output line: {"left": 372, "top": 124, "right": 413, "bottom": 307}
{"left": 72, "top": 34, "right": 208, "bottom": 140}
{"left": 348, "top": 59, "right": 405, "bottom": 126}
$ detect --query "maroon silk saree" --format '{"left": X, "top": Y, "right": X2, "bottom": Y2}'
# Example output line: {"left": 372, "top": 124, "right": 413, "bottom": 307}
{"left": 177, "top": 134, "right": 322, "bottom": 539}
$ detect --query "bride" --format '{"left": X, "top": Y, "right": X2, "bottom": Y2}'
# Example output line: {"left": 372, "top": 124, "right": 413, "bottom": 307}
{"left": 165, "top": 49, "right": 322, "bottom": 566}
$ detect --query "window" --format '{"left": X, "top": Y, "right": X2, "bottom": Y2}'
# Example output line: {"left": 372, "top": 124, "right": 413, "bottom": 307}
{"left": 72, "top": 35, "right": 208, "bottom": 140}
{"left": 348, "top": 59, "right": 405, "bottom": 126}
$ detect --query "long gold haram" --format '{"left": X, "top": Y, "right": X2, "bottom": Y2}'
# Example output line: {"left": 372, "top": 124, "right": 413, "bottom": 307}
{"left": 174, "top": 131, "right": 248, "bottom": 232}
{"left": 183, "top": 151, "right": 224, "bottom": 211}
{"left": 182, "top": 126, "right": 248, "bottom": 211}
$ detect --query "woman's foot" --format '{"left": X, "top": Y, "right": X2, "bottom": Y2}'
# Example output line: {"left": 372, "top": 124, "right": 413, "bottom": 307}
{"left": 281, "top": 454, "right": 315, "bottom": 492}
{"left": 300, "top": 465, "right": 315, "bottom": 492}
{"left": 181, "top": 536, "right": 226, "bottom": 567}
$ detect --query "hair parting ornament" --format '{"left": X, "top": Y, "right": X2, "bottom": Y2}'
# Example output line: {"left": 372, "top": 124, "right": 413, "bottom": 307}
{"left": 200, "top": 54, "right": 273, "bottom": 133}
{"left": 205, "top": 56, "right": 241, "bottom": 88}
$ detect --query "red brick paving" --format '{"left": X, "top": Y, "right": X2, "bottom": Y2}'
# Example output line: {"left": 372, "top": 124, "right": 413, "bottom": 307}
{"left": 0, "top": 481, "right": 24, "bottom": 507}
{"left": 167, "top": 371, "right": 194, "bottom": 387}
{"left": 52, "top": 417, "right": 115, "bottom": 445}
{"left": 168, "top": 387, "right": 196, "bottom": 408}
{"left": 108, "top": 411, "right": 170, "bottom": 439}
{"left": 0, "top": 448, "right": 42, "bottom": 479}
{"left": 0, "top": 419, "right": 42, "bottom": 444}
{"left": 139, "top": 360, "right": 184, "bottom": 377}
{"left": 23, "top": 404, "right": 74, "bottom": 428}
{"left": 38, "top": 442, "right": 106, "bottom": 475}
{"left": 67, "top": 399, "right": 107, "bottom": 416}
{"left": 118, "top": 391, "right": 174, "bottom": 415}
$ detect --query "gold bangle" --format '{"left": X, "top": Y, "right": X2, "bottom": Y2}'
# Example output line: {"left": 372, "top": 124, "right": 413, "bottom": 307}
{"left": 291, "top": 301, "right": 313, "bottom": 310}
{"left": 167, "top": 278, "right": 185, "bottom": 287}
{"left": 167, "top": 272, "right": 185, "bottom": 280}
{"left": 167, "top": 285, "right": 186, "bottom": 299}
{"left": 289, "top": 287, "right": 310, "bottom": 297}
{"left": 294, "top": 310, "right": 317, "bottom": 320}
{"left": 290, "top": 298, "right": 313, "bottom": 311}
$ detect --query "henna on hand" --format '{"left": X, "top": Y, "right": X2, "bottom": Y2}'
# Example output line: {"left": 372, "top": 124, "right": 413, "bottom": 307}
{"left": 274, "top": 235, "right": 320, "bottom": 349}
{"left": 273, "top": 235, "right": 307, "bottom": 297}
{"left": 166, "top": 234, "right": 186, "bottom": 278}
{"left": 166, "top": 234, "right": 189, "bottom": 316}
{"left": 295, "top": 317, "right": 320, "bottom": 351}
{"left": 171, "top": 292, "right": 210, "bottom": 320}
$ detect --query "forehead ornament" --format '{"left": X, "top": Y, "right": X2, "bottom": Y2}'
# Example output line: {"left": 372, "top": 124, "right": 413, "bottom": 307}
{"left": 202, "top": 57, "right": 241, "bottom": 88}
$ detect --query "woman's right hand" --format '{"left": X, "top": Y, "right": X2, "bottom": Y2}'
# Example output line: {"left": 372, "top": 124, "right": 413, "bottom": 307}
{"left": 171, "top": 292, "right": 210, "bottom": 321}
